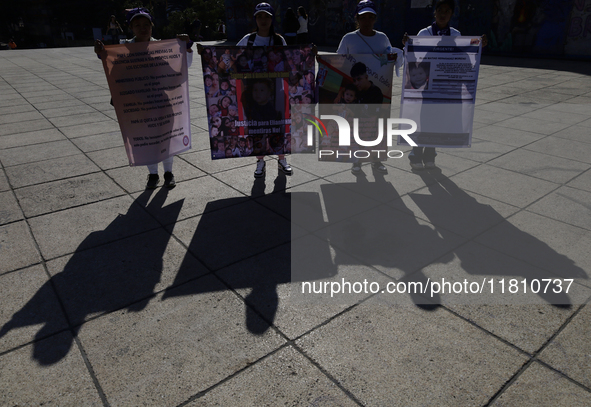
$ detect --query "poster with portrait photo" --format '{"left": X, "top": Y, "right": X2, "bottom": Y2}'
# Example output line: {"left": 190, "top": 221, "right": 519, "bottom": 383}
{"left": 310, "top": 53, "right": 397, "bottom": 162}
{"left": 200, "top": 44, "right": 316, "bottom": 160}
{"left": 398, "top": 35, "right": 482, "bottom": 148}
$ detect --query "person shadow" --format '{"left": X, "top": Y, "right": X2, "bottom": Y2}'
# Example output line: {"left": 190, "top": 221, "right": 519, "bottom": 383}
{"left": 0, "top": 188, "right": 183, "bottom": 365}
{"left": 315, "top": 173, "right": 452, "bottom": 309}
{"left": 162, "top": 172, "right": 336, "bottom": 334}
{"left": 408, "top": 169, "right": 588, "bottom": 306}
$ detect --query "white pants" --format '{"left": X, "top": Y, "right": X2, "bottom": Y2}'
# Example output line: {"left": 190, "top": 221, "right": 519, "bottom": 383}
{"left": 147, "top": 156, "right": 174, "bottom": 174}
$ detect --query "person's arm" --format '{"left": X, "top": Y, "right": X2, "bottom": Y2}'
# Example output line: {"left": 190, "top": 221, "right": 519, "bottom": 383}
{"left": 94, "top": 39, "right": 106, "bottom": 59}
{"left": 235, "top": 34, "right": 250, "bottom": 47}
{"left": 177, "top": 34, "right": 193, "bottom": 53}
{"left": 333, "top": 87, "right": 345, "bottom": 104}
{"left": 336, "top": 34, "right": 348, "bottom": 54}
{"left": 334, "top": 35, "right": 349, "bottom": 102}
{"left": 391, "top": 47, "right": 403, "bottom": 77}
{"left": 481, "top": 34, "right": 488, "bottom": 47}
{"left": 402, "top": 32, "right": 409, "bottom": 46}
{"left": 276, "top": 34, "right": 287, "bottom": 46}
{"left": 403, "top": 26, "right": 431, "bottom": 45}
{"left": 177, "top": 34, "right": 194, "bottom": 67}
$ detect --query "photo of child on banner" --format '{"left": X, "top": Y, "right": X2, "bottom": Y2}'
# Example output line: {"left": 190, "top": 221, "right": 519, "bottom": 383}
{"left": 398, "top": 35, "right": 482, "bottom": 149}
{"left": 308, "top": 53, "right": 397, "bottom": 162}
{"left": 200, "top": 44, "right": 316, "bottom": 160}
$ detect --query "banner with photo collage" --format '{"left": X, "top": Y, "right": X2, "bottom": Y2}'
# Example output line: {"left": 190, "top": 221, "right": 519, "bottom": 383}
{"left": 313, "top": 53, "right": 398, "bottom": 162}
{"left": 200, "top": 44, "right": 316, "bottom": 159}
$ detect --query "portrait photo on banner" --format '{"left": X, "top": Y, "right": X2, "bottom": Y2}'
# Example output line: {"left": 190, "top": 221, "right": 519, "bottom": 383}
{"left": 398, "top": 36, "right": 482, "bottom": 148}
{"left": 200, "top": 44, "right": 316, "bottom": 160}
{"left": 312, "top": 53, "right": 397, "bottom": 162}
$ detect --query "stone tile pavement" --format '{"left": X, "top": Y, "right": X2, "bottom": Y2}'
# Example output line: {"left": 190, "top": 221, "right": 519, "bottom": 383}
{"left": 0, "top": 44, "right": 590, "bottom": 406}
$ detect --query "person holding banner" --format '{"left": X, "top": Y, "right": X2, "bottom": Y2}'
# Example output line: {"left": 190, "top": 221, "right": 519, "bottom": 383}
{"left": 336, "top": 0, "right": 403, "bottom": 175}
{"left": 402, "top": 0, "right": 487, "bottom": 170}
{"left": 94, "top": 7, "right": 194, "bottom": 189}
{"left": 235, "top": 2, "right": 293, "bottom": 178}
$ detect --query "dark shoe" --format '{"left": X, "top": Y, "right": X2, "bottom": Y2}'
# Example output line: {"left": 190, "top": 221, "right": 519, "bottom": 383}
{"left": 371, "top": 161, "right": 388, "bottom": 174}
{"left": 351, "top": 162, "right": 362, "bottom": 174}
{"left": 254, "top": 159, "right": 266, "bottom": 178}
{"left": 163, "top": 171, "right": 176, "bottom": 188}
{"left": 424, "top": 161, "right": 436, "bottom": 169}
{"left": 146, "top": 174, "right": 159, "bottom": 189}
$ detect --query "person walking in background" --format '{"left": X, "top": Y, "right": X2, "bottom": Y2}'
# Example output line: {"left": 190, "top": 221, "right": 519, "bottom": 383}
{"left": 217, "top": 20, "right": 226, "bottom": 36}
{"left": 283, "top": 8, "right": 299, "bottom": 45}
{"left": 95, "top": 7, "right": 194, "bottom": 189}
{"left": 296, "top": 6, "right": 309, "bottom": 44}
{"left": 106, "top": 15, "right": 123, "bottom": 45}
{"left": 188, "top": 16, "right": 202, "bottom": 42}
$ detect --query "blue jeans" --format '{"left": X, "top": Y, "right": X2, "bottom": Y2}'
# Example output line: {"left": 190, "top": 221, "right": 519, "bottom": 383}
{"left": 409, "top": 147, "right": 436, "bottom": 164}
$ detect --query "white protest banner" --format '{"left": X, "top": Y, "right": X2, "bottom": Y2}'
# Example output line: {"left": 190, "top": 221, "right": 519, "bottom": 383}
{"left": 398, "top": 36, "right": 482, "bottom": 148}
{"left": 101, "top": 38, "right": 191, "bottom": 166}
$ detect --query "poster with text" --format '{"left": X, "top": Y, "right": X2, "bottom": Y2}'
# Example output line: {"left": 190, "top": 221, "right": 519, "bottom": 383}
{"left": 200, "top": 44, "right": 316, "bottom": 159}
{"left": 312, "top": 53, "right": 397, "bottom": 162}
{"left": 101, "top": 39, "right": 191, "bottom": 166}
{"left": 398, "top": 36, "right": 482, "bottom": 148}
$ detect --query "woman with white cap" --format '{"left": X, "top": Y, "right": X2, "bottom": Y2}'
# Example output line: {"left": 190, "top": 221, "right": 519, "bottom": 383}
{"left": 236, "top": 3, "right": 293, "bottom": 178}
{"left": 95, "top": 7, "right": 193, "bottom": 189}
{"left": 336, "top": 0, "right": 403, "bottom": 175}
{"left": 401, "top": 0, "right": 487, "bottom": 170}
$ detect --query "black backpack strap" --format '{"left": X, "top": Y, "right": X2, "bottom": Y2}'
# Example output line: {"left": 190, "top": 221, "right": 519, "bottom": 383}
{"left": 273, "top": 33, "right": 283, "bottom": 46}
{"left": 247, "top": 32, "right": 257, "bottom": 46}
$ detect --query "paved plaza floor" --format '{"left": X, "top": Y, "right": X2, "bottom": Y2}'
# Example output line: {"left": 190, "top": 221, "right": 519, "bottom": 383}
{"left": 0, "top": 44, "right": 590, "bottom": 406}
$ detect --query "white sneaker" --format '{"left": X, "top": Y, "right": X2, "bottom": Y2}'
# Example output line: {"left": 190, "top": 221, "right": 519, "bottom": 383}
{"left": 254, "top": 159, "right": 266, "bottom": 178}
{"left": 278, "top": 158, "right": 293, "bottom": 175}
{"left": 424, "top": 162, "right": 436, "bottom": 169}
{"left": 410, "top": 162, "right": 424, "bottom": 170}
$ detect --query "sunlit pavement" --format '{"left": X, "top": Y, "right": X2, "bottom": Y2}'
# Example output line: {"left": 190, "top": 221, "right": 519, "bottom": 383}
{"left": 1, "top": 45, "right": 590, "bottom": 406}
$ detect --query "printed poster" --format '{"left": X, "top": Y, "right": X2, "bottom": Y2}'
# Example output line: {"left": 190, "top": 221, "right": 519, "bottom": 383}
{"left": 398, "top": 35, "right": 482, "bottom": 148}
{"left": 101, "top": 39, "right": 191, "bottom": 166}
{"left": 312, "top": 53, "right": 397, "bottom": 162}
{"left": 200, "top": 44, "right": 316, "bottom": 159}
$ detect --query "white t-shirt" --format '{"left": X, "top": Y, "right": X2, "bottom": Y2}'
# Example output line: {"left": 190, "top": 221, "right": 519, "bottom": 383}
{"left": 298, "top": 16, "right": 308, "bottom": 34}
{"left": 236, "top": 33, "right": 287, "bottom": 46}
{"left": 417, "top": 26, "right": 461, "bottom": 36}
{"left": 336, "top": 30, "right": 403, "bottom": 77}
